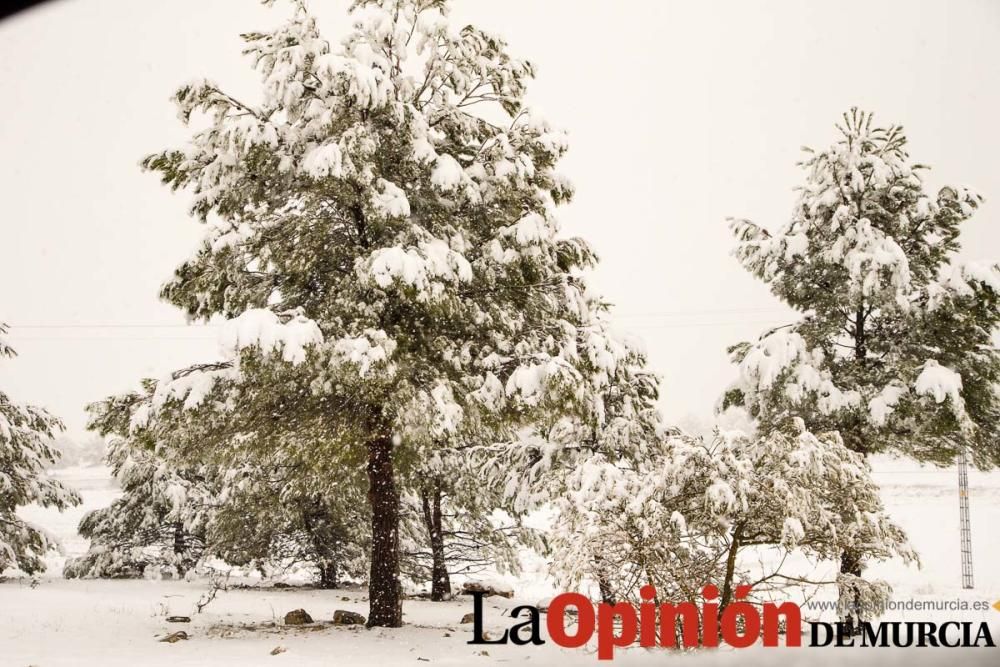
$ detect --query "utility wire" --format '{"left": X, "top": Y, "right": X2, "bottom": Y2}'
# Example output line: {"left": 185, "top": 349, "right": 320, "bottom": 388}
{"left": 5, "top": 307, "right": 794, "bottom": 333}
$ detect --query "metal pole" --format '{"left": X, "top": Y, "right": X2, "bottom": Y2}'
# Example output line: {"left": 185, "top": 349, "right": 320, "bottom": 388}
{"left": 958, "top": 446, "right": 974, "bottom": 589}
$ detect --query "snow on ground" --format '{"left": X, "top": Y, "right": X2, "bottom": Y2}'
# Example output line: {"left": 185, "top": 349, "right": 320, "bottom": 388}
{"left": 2, "top": 460, "right": 999, "bottom": 665}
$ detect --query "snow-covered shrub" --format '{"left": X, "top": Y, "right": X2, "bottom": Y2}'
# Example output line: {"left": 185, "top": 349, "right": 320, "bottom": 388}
{"left": 550, "top": 418, "right": 914, "bottom": 614}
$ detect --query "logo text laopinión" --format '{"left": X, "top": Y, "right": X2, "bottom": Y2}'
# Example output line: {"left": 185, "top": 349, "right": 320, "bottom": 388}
{"left": 466, "top": 585, "right": 997, "bottom": 659}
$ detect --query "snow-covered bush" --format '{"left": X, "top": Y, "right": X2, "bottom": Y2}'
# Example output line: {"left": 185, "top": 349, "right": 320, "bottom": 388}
{"left": 550, "top": 418, "right": 914, "bottom": 615}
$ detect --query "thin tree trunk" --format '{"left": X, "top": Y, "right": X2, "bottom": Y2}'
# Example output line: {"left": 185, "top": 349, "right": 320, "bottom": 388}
{"left": 173, "top": 522, "right": 185, "bottom": 554}
{"left": 421, "top": 482, "right": 451, "bottom": 601}
{"left": 594, "top": 556, "right": 616, "bottom": 605}
{"left": 839, "top": 548, "right": 864, "bottom": 634}
{"left": 367, "top": 435, "right": 403, "bottom": 627}
{"left": 720, "top": 526, "right": 741, "bottom": 611}
{"left": 597, "top": 576, "right": 616, "bottom": 606}
{"left": 302, "top": 497, "right": 342, "bottom": 590}
{"left": 839, "top": 304, "right": 868, "bottom": 633}
{"left": 172, "top": 522, "right": 187, "bottom": 577}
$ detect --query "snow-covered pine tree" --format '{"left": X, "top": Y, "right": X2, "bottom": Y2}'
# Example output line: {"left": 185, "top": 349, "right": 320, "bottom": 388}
{"left": 74, "top": 373, "right": 370, "bottom": 585}
{"left": 209, "top": 455, "right": 370, "bottom": 588}
{"left": 480, "top": 315, "right": 663, "bottom": 601}
{"left": 135, "top": 0, "right": 629, "bottom": 626}
{"left": 0, "top": 323, "right": 80, "bottom": 575}
{"left": 65, "top": 385, "right": 212, "bottom": 579}
{"left": 725, "top": 109, "right": 1000, "bottom": 621}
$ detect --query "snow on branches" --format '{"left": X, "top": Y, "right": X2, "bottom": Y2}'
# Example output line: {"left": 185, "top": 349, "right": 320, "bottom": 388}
{"left": 0, "top": 323, "right": 80, "bottom": 575}
{"left": 550, "top": 419, "right": 913, "bottom": 611}
{"left": 725, "top": 109, "right": 1000, "bottom": 467}
{"left": 220, "top": 309, "right": 323, "bottom": 365}
{"left": 121, "top": 0, "right": 627, "bottom": 626}
{"left": 139, "top": 0, "right": 609, "bottom": 452}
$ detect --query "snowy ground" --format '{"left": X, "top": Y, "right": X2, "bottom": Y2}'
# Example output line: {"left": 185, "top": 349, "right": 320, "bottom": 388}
{"left": 3, "top": 460, "right": 999, "bottom": 665}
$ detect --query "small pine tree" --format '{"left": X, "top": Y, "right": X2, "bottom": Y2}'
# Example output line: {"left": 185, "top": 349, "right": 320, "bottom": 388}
{"left": 209, "top": 460, "right": 370, "bottom": 588}
{"left": 0, "top": 323, "right": 81, "bottom": 575}
{"left": 725, "top": 109, "right": 1000, "bottom": 623}
{"left": 72, "top": 375, "right": 371, "bottom": 585}
{"left": 66, "top": 386, "right": 211, "bottom": 579}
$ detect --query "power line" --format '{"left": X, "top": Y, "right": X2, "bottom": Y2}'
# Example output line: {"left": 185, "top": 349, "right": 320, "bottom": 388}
{"left": 616, "top": 307, "right": 791, "bottom": 318}
{"left": 625, "top": 319, "right": 787, "bottom": 329}
{"left": 6, "top": 337, "right": 217, "bottom": 342}
{"left": 6, "top": 323, "right": 220, "bottom": 329}
{"left": 4, "top": 306, "right": 795, "bottom": 330}
{"left": 4, "top": 309, "right": 794, "bottom": 335}
{"left": 5, "top": 322, "right": 785, "bottom": 339}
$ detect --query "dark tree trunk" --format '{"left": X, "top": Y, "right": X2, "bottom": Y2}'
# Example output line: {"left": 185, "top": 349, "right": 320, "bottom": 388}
{"left": 839, "top": 548, "right": 865, "bottom": 634}
{"left": 420, "top": 482, "right": 451, "bottom": 601}
{"left": 720, "top": 524, "right": 742, "bottom": 612}
{"left": 366, "top": 435, "right": 403, "bottom": 627}
{"left": 173, "top": 522, "right": 185, "bottom": 554}
{"left": 838, "top": 305, "right": 868, "bottom": 634}
{"left": 318, "top": 561, "right": 339, "bottom": 589}
{"left": 172, "top": 522, "right": 187, "bottom": 576}
{"left": 593, "top": 557, "right": 616, "bottom": 604}
{"left": 854, "top": 307, "right": 867, "bottom": 361}
{"left": 597, "top": 577, "right": 616, "bottom": 606}
{"left": 302, "top": 497, "right": 342, "bottom": 590}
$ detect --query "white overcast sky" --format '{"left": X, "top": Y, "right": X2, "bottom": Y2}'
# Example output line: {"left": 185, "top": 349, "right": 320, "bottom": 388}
{"left": 1, "top": 0, "right": 998, "bottom": 438}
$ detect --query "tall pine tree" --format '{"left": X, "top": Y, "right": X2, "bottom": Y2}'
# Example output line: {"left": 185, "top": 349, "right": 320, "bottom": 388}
{"left": 133, "top": 0, "right": 632, "bottom": 626}
{"left": 725, "top": 109, "right": 1000, "bottom": 621}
